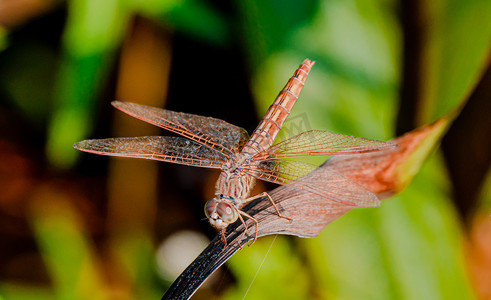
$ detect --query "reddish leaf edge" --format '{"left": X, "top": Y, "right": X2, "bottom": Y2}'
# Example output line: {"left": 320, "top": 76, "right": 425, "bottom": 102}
{"left": 161, "top": 109, "right": 459, "bottom": 300}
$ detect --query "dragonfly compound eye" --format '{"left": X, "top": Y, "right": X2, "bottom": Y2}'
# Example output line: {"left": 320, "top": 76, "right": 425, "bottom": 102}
{"left": 216, "top": 202, "right": 238, "bottom": 224}
{"left": 204, "top": 199, "right": 218, "bottom": 219}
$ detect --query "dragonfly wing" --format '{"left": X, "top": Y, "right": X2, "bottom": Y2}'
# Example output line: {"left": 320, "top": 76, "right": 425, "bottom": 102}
{"left": 74, "top": 136, "right": 227, "bottom": 168}
{"left": 257, "top": 130, "right": 397, "bottom": 160}
{"left": 244, "top": 160, "right": 317, "bottom": 185}
{"left": 112, "top": 101, "right": 249, "bottom": 156}
{"left": 244, "top": 159, "right": 380, "bottom": 207}
{"left": 287, "top": 168, "right": 381, "bottom": 207}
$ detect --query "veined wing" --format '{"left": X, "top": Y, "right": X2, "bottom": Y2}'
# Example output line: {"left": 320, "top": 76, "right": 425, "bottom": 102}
{"left": 241, "top": 59, "right": 315, "bottom": 156}
{"left": 285, "top": 168, "right": 380, "bottom": 207}
{"left": 255, "top": 130, "right": 397, "bottom": 160}
{"left": 73, "top": 136, "right": 227, "bottom": 168}
{"left": 245, "top": 160, "right": 379, "bottom": 207}
{"left": 112, "top": 101, "right": 249, "bottom": 157}
{"left": 244, "top": 160, "right": 317, "bottom": 185}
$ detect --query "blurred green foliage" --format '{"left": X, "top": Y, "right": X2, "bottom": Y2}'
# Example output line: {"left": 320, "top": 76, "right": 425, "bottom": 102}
{"left": 47, "top": 0, "right": 128, "bottom": 167}
{"left": 0, "top": 0, "right": 490, "bottom": 299}
{"left": 419, "top": 0, "right": 491, "bottom": 122}
{"left": 0, "top": 27, "right": 7, "bottom": 52}
{"left": 31, "top": 195, "right": 106, "bottom": 300}
{"left": 47, "top": 0, "right": 229, "bottom": 168}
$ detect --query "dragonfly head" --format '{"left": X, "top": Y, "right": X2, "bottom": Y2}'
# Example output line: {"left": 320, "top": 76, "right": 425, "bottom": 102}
{"left": 204, "top": 198, "right": 239, "bottom": 230}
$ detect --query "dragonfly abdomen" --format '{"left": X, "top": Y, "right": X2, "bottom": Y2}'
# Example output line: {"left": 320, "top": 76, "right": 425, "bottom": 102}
{"left": 242, "top": 59, "right": 315, "bottom": 156}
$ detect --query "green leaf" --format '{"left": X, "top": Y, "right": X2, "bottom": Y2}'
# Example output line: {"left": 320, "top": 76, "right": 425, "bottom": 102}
{"left": 0, "top": 26, "right": 8, "bottom": 51}
{"left": 0, "top": 283, "right": 53, "bottom": 300}
{"left": 46, "top": 0, "right": 128, "bottom": 168}
{"left": 30, "top": 188, "right": 106, "bottom": 300}
{"left": 223, "top": 236, "right": 311, "bottom": 299}
{"left": 164, "top": 0, "right": 229, "bottom": 45}
{"left": 419, "top": 0, "right": 491, "bottom": 122}
{"left": 237, "top": 0, "right": 487, "bottom": 298}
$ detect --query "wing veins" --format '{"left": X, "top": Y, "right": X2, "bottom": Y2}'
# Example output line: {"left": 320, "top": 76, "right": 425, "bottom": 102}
{"left": 112, "top": 101, "right": 250, "bottom": 157}
{"left": 254, "top": 130, "right": 397, "bottom": 161}
{"left": 74, "top": 136, "right": 227, "bottom": 168}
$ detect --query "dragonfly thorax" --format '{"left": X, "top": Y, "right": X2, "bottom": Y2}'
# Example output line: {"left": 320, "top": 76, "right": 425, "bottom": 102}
{"left": 221, "top": 153, "right": 253, "bottom": 173}
{"left": 216, "top": 155, "right": 256, "bottom": 202}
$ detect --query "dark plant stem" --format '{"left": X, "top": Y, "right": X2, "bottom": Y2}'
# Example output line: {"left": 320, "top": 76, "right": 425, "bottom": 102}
{"left": 442, "top": 57, "right": 491, "bottom": 221}
{"left": 396, "top": 0, "right": 423, "bottom": 135}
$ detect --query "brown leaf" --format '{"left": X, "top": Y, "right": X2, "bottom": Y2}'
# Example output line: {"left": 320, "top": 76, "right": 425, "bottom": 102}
{"left": 243, "top": 111, "right": 458, "bottom": 240}
{"left": 162, "top": 112, "right": 456, "bottom": 299}
{"left": 325, "top": 113, "right": 455, "bottom": 199}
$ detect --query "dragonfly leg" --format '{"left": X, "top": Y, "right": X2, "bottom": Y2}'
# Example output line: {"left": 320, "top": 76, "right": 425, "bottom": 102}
{"left": 220, "top": 229, "right": 227, "bottom": 246}
{"left": 237, "top": 210, "right": 259, "bottom": 247}
{"left": 235, "top": 214, "right": 247, "bottom": 249}
{"left": 249, "top": 192, "right": 293, "bottom": 222}
{"left": 214, "top": 229, "right": 228, "bottom": 250}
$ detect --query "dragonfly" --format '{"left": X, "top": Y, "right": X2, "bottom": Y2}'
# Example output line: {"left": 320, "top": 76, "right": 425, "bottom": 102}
{"left": 74, "top": 59, "right": 395, "bottom": 245}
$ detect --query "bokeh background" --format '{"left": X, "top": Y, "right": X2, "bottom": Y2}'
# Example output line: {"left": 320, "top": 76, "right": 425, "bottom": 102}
{"left": 0, "top": 0, "right": 490, "bottom": 299}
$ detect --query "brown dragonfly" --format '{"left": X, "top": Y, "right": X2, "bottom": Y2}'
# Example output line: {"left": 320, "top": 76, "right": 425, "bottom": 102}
{"left": 74, "top": 59, "right": 395, "bottom": 244}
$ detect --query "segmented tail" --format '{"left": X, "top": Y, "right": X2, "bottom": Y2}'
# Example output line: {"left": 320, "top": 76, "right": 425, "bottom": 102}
{"left": 242, "top": 59, "right": 315, "bottom": 156}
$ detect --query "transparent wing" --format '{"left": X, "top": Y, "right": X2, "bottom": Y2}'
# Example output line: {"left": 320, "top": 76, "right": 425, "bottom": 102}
{"left": 244, "top": 160, "right": 317, "bottom": 185}
{"left": 74, "top": 136, "right": 228, "bottom": 168}
{"left": 283, "top": 168, "right": 380, "bottom": 207}
{"left": 112, "top": 101, "right": 249, "bottom": 156}
{"left": 255, "top": 130, "right": 397, "bottom": 160}
{"left": 244, "top": 159, "right": 380, "bottom": 207}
